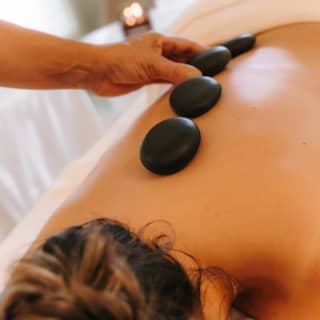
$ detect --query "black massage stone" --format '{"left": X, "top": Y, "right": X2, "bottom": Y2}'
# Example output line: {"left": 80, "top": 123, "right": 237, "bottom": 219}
{"left": 189, "top": 46, "right": 231, "bottom": 77}
{"left": 140, "top": 117, "right": 201, "bottom": 175}
{"left": 222, "top": 33, "right": 256, "bottom": 58}
{"left": 170, "top": 76, "right": 222, "bottom": 118}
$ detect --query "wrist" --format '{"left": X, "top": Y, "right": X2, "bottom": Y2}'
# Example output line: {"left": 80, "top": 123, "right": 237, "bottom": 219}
{"left": 80, "top": 42, "right": 129, "bottom": 94}
{"left": 48, "top": 40, "right": 101, "bottom": 90}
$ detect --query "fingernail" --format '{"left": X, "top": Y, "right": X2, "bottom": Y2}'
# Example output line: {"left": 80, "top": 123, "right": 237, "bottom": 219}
{"left": 186, "top": 68, "right": 202, "bottom": 79}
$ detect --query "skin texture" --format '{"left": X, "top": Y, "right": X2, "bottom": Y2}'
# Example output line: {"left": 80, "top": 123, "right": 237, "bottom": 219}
{"left": 0, "top": 21, "right": 204, "bottom": 95}
{"left": 10, "top": 23, "right": 320, "bottom": 319}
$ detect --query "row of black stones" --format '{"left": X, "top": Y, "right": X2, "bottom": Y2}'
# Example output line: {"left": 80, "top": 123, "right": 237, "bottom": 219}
{"left": 140, "top": 33, "right": 256, "bottom": 175}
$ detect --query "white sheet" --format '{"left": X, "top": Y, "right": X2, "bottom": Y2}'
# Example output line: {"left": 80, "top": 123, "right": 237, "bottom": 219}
{"left": 0, "top": 89, "right": 103, "bottom": 240}
{"left": 2, "top": 0, "right": 320, "bottom": 296}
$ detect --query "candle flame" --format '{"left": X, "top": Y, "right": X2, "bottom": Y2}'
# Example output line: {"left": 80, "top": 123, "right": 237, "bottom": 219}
{"left": 123, "top": 2, "right": 145, "bottom": 26}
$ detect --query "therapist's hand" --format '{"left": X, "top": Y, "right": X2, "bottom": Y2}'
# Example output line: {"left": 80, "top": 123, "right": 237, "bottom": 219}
{"left": 0, "top": 22, "right": 205, "bottom": 96}
{"left": 88, "top": 32, "right": 206, "bottom": 96}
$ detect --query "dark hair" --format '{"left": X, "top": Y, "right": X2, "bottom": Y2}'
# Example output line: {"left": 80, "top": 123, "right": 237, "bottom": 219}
{"left": 0, "top": 218, "right": 205, "bottom": 320}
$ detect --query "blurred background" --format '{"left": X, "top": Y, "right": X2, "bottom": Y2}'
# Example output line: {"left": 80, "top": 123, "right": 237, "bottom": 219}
{"left": 0, "top": 0, "right": 195, "bottom": 38}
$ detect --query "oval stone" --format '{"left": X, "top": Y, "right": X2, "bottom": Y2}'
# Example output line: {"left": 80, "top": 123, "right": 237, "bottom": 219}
{"left": 140, "top": 117, "right": 201, "bottom": 175}
{"left": 222, "top": 33, "right": 256, "bottom": 58}
{"left": 170, "top": 77, "right": 222, "bottom": 118}
{"left": 189, "top": 46, "right": 231, "bottom": 77}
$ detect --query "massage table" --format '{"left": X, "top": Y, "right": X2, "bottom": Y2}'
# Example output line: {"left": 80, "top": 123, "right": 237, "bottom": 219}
{"left": 1, "top": 1, "right": 320, "bottom": 318}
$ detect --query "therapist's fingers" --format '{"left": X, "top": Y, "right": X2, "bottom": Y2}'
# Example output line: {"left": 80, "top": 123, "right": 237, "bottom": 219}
{"left": 140, "top": 32, "right": 207, "bottom": 62}
{"left": 161, "top": 35, "right": 208, "bottom": 61}
{"left": 89, "top": 32, "right": 206, "bottom": 96}
{"left": 149, "top": 57, "right": 202, "bottom": 84}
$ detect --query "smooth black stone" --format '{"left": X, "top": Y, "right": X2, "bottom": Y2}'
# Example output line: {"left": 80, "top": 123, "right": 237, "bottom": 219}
{"left": 222, "top": 33, "right": 256, "bottom": 57}
{"left": 189, "top": 46, "right": 231, "bottom": 77}
{"left": 170, "top": 76, "right": 222, "bottom": 118}
{"left": 140, "top": 117, "right": 201, "bottom": 175}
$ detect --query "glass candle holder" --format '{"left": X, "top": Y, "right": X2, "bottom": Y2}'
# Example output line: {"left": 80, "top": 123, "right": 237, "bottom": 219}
{"left": 121, "top": 2, "right": 152, "bottom": 36}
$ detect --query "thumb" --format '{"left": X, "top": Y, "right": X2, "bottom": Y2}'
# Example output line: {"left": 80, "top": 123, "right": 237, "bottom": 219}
{"left": 153, "top": 58, "right": 202, "bottom": 84}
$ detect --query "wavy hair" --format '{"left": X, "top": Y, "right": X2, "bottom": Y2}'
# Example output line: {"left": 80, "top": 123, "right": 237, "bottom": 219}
{"left": 0, "top": 218, "right": 204, "bottom": 320}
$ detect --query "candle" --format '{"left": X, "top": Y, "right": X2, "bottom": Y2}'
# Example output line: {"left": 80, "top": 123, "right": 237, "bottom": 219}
{"left": 122, "top": 2, "right": 146, "bottom": 27}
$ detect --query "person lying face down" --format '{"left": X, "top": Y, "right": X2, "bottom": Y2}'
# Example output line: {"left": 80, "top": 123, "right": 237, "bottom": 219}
{"left": 0, "top": 218, "right": 239, "bottom": 320}
{"left": 2, "top": 22, "right": 320, "bottom": 320}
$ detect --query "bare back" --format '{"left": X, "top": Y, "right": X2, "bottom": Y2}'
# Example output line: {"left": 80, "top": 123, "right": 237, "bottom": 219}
{"left": 27, "top": 23, "right": 320, "bottom": 319}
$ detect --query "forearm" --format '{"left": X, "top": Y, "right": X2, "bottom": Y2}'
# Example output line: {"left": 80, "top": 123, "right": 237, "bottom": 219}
{"left": 0, "top": 20, "right": 100, "bottom": 90}
{"left": 0, "top": 22, "right": 204, "bottom": 95}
